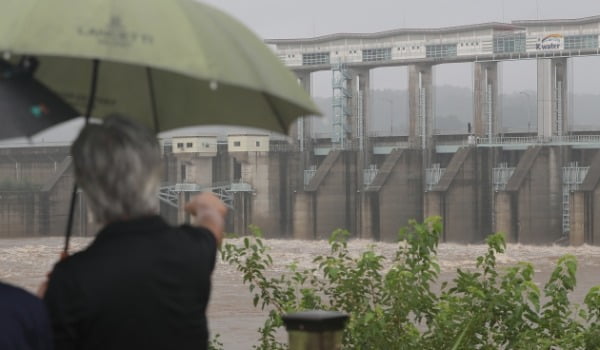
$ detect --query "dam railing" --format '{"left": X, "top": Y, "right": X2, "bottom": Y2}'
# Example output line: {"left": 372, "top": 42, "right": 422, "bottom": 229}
{"left": 474, "top": 135, "right": 600, "bottom": 146}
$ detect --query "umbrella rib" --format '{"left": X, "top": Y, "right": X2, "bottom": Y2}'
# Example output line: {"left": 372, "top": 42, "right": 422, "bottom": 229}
{"left": 84, "top": 59, "right": 100, "bottom": 122}
{"left": 146, "top": 67, "right": 160, "bottom": 133}
{"left": 64, "top": 59, "right": 99, "bottom": 256}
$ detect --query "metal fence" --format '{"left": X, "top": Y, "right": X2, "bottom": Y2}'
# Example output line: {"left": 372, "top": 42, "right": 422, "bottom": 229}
{"left": 425, "top": 164, "right": 445, "bottom": 191}
{"left": 363, "top": 165, "right": 378, "bottom": 186}
{"left": 158, "top": 181, "right": 253, "bottom": 209}
{"left": 492, "top": 163, "right": 515, "bottom": 191}
{"left": 475, "top": 135, "right": 600, "bottom": 145}
{"left": 304, "top": 166, "right": 317, "bottom": 187}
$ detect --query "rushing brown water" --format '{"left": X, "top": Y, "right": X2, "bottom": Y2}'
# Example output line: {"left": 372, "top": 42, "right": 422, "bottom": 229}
{"left": 2, "top": 237, "right": 600, "bottom": 349}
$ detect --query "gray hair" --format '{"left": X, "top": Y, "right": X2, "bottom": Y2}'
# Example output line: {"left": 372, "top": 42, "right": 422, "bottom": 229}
{"left": 72, "top": 115, "right": 161, "bottom": 224}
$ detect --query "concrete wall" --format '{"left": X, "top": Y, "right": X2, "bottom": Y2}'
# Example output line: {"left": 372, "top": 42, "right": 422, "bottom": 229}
{"left": 592, "top": 188, "right": 600, "bottom": 244}
{"left": 359, "top": 192, "right": 377, "bottom": 240}
{"left": 226, "top": 150, "right": 301, "bottom": 237}
{"left": 313, "top": 151, "right": 356, "bottom": 239}
{"left": 289, "top": 72, "right": 312, "bottom": 151}
{"left": 573, "top": 149, "right": 600, "bottom": 244}
{"left": 229, "top": 192, "right": 251, "bottom": 235}
{"left": 429, "top": 147, "right": 492, "bottom": 243}
{"left": 494, "top": 191, "right": 517, "bottom": 242}
{"left": 0, "top": 147, "right": 69, "bottom": 187}
{"left": 0, "top": 161, "right": 58, "bottom": 186}
{"left": 0, "top": 151, "right": 89, "bottom": 237}
{"left": 365, "top": 149, "right": 423, "bottom": 241}
{"left": 506, "top": 146, "right": 563, "bottom": 244}
{"left": 0, "top": 155, "right": 92, "bottom": 238}
{"left": 0, "top": 192, "right": 37, "bottom": 237}
{"left": 240, "top": 152, "right": 281, "bottom": 237}
{"left": 3, "top": 142, "right": 600, "bottom": 245}
{"left": 40, "top": 159, "right": 91, "bottom": 237}
{"left": 537, "top": 58, "right": 569, "bottom": 137}
{"left": 293, "top": 191, "right": 315, "bottom": 240}
{"left": 569, "top": 191, "right": 585, "bottom": 246}
{"left": 424, "top": 191, "right": 443, "bottom": 222}
{"left": 176, "top": 156, "right": 213, "bottom": 186}
{"left": 295, "top": 150, "right": 358, "bottom": 239}
{"left": 473, "top": 62, "right": 499, "bottom": 137}
{"left": 408, "top": 65, "right": 434, "bottom": 148}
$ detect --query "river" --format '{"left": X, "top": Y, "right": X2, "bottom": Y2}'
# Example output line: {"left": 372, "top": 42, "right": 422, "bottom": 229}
{"left": 2, "top": 237, "right": 600, "bottom": 349}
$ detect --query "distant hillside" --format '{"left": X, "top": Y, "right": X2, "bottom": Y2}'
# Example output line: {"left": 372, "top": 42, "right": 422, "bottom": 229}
{"left": 311, "top": 86, "right": 600, "bottom": 134}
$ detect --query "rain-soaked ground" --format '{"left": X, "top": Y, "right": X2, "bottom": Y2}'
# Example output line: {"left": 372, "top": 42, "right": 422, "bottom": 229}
{"left": 2, "top": 237, "right": 600, "bottom": 349}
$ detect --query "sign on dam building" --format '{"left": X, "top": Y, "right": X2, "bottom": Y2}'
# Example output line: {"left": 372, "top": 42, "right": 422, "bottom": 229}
{"left": 267, "top": 16, "right": 600, "bottom": 68}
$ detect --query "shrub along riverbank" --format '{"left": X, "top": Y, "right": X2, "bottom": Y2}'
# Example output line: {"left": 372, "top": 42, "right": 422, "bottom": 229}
{"left": 214, "top": 217, "right": 600, "bottom": 349}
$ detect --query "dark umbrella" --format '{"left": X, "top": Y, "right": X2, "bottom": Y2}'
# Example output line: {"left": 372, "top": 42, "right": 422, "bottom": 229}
{"left": 0, "top": 58, "right": 79, "bottom": 140}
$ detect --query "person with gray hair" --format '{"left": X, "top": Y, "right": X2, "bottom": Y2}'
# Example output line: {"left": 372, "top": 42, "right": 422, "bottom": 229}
{"left": 42, "top": 115, "right": 226, "bottom": 350}
{"left": 72, "top": 116, "right": 163, "bottom": 224}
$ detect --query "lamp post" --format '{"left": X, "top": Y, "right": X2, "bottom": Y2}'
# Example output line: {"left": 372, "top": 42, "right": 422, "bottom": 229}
{"left": 282, "top": 310, "right": 349, "bottom": 350}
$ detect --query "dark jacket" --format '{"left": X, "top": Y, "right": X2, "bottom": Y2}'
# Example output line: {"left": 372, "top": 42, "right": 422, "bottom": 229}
{"left": 43, "top": 216, "right": 217, "bottom": 350}
{"left": 0, "top": 281, "right": 53, "bottom": 350}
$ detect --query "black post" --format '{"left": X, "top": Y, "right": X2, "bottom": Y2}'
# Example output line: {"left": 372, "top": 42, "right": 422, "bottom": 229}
{"left": 63, "top": 59, "right": 99, "bottom": 255}
{"left": 282, "top": 310, "right": 348, "bottom": 350}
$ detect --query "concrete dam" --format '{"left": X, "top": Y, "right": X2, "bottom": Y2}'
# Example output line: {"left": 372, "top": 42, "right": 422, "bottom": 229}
{"left": 2, "top": 133, "right": 600, "bottom": 245}
{"left": 2, "top": 15, "right": 600, "bottom": 244}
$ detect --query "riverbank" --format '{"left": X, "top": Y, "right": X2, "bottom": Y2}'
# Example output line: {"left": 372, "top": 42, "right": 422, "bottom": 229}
{"left": 3, "top": 237, "right": 600, "bottom": 349}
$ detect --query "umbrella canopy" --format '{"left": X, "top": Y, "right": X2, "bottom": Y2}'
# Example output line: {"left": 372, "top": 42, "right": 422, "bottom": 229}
{"left": 0, "top": 0, "right": 319, "bottom": 134}
{"left": 0, "top": 59, "right": 80, "bottom": 139}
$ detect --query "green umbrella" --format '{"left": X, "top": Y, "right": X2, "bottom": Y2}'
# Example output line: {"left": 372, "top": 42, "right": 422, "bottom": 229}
{"left": 0, "top": 0, "right": 319, "bottom": 133}
{"left": 0, "top": 0, "right": 320, "bottom": 252}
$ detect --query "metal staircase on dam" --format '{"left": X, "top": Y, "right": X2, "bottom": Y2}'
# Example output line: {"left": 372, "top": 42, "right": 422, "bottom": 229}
{"left": 158, "top": 182, "right": 253, "bottom": 209}
{"left": 491, "top": 163, "right": 516, "bottom": 231}
{"left": 304, "top": 165, "right": 317, "bottom": 188}
{"left": 425, "top": 163, "right": 445, "bottom": 191}
{"left": 331, "top": 60, "right": 352, "bottom": 150}
{"left": 492, "top": 163, "right": 515, "bottom": 191}
{"left": 363, "top": 165, "right": 378, "bottom": 186}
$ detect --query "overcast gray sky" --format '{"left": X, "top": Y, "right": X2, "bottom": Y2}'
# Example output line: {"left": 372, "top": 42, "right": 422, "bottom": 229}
{"left": 203, "top": 0, "right": 600, "bottom": 96}
{"left": 202, "top": 0, "right": 600, "bottom": 38}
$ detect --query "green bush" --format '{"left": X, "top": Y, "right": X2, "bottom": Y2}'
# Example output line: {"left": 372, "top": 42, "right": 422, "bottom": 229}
{"left": 217, "top": 218, "right": 600, "bottom": 349}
